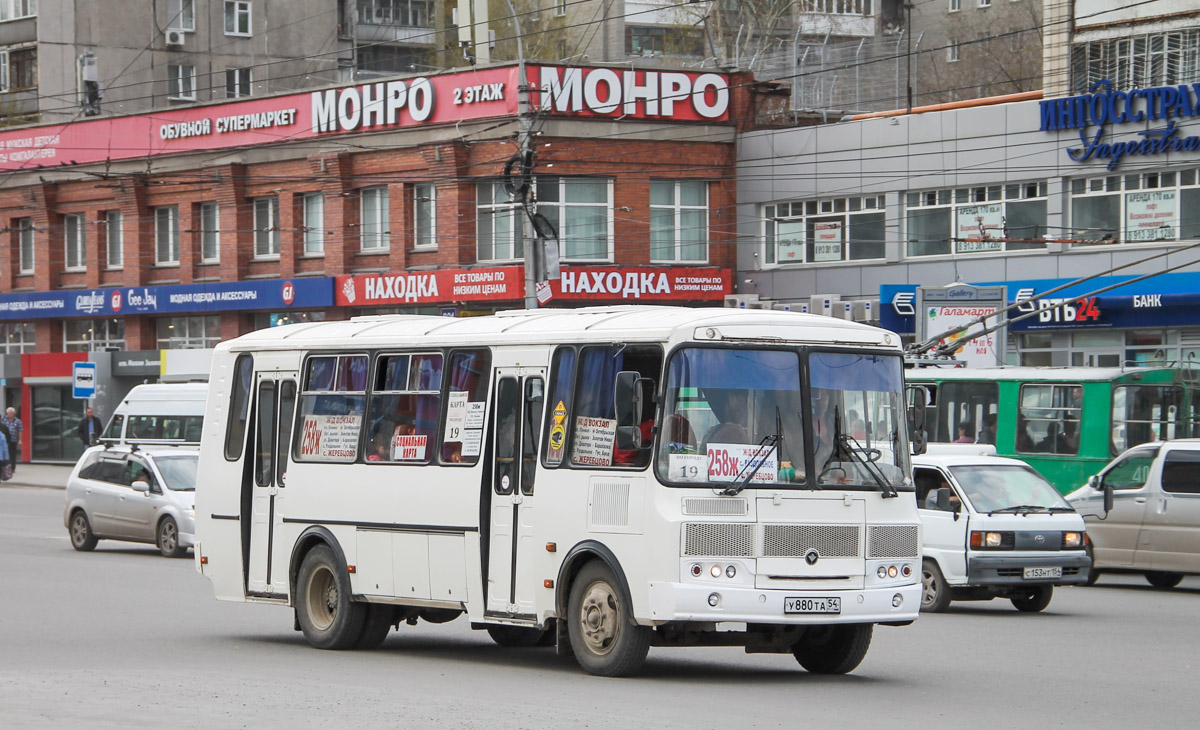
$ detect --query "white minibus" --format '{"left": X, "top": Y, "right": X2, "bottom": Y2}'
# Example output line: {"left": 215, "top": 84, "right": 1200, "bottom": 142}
{"left": 101, "top": 383, "right": 208, "bottom": 445}
{"left": 194, "top": 306, "right": 922, "bottom": 676}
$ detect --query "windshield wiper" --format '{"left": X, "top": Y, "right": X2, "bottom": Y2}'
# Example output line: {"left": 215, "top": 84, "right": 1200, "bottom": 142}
{"left": 825, "top": 409, "right": 898, "bottom": 498}
{"left": 988, "top": 504, "right": 1051, "bottom": 515}
{"left": 721, "top": 408, "right": 781, "bottom": 497}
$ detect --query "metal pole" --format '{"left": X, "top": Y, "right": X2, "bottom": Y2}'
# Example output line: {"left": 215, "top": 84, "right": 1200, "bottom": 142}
{"left": 502, "top": 0, "right": 539, "bottom": 309}
{"left": 905, "top": 2, "right": 913, "bottom": 113}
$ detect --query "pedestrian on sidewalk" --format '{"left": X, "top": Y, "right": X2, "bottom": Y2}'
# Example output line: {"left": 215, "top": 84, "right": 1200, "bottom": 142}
{"left": 0, "top": 429, "right": 9, "bottom": 480}
{"left": 1, "top": 407, "right": 21, "bottom": 476}
{"left": 77, "top": 407, "right": 103, "bottom": 447}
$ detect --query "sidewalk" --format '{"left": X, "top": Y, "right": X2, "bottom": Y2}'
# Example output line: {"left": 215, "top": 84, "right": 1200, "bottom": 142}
{"left": 3, "top": 463, "right": 74, "bottom": 490}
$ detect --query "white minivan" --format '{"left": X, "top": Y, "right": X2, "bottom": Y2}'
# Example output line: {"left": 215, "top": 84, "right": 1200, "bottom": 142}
{"left": 913, "top": 453, "right": 1090, "bottom": 612}
{"left": 100, "top": 383, "right": 207, "bottom": 445}
{"left": 1066, "top": 440, "right": 1200, "bottom": 588}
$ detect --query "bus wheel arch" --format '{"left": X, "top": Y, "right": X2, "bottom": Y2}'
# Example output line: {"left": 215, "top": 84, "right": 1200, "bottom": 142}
{"left": 555, "top": 541, "right": 635, "bottom": 621}
{"left": 288, "top": 526, "right": 351, "bottom": 600}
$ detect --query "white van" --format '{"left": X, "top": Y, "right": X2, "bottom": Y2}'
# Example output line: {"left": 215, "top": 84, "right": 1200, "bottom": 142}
{"left": 913, "top": 454, "right": 1090, "bottom": 612}
{"left": 1066, "top": 440, "right": 1200, "bottom": 588}
{"left": 100, "top": 383, "right": 208, "bottom": 445}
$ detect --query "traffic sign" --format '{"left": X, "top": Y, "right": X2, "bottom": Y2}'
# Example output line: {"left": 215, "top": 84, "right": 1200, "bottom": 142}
{"left": 73, "top": 362, "right": 97, "bottom": 399}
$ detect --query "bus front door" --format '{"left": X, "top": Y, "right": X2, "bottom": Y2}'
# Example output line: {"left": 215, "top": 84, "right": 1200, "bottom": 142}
{"left": 486, "top": 369, "right": 546, "bottom": 618}
{"left": 246, "top": 372, "right": 297, "bottom": 597}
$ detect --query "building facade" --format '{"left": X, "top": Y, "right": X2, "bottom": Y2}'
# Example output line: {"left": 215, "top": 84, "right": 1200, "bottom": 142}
{"left": 0, "top": 62, "right": 744, "bottom": 460}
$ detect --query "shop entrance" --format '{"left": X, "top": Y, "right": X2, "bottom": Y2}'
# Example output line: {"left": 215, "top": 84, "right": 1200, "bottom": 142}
{"left": 31, "top": 385, "right": 87, "bottom": 463}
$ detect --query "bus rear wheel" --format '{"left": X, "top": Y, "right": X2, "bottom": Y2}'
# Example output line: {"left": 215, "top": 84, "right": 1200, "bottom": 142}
{"left": 566, "top": 561, "right": 650, "bottom": 677}
{"left": 792, "top": 624, "right": 872, "bottom": 674}
{"left": 296, "top": 545, "right": 366, "bottom": 649}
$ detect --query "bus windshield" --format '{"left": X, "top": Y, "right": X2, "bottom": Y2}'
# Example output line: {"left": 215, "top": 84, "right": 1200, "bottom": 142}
{"left": 656, "top": 347, "right": 909, "bottom": 491}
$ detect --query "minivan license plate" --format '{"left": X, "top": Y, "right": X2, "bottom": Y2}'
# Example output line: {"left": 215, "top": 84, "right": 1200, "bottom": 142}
{"left": 1023, "top": 566, "right": 1062, "bottom": 579}
{"left": 784, "top": 597, "right": 841, "bottom": 614}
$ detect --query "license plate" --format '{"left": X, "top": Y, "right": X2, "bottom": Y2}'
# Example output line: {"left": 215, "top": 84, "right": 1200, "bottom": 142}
{"left": 1023, "top": 566, "right": 1062, "bottom": 580}
{"left": 784, "top": 597, "right": 841, "bottom": 614}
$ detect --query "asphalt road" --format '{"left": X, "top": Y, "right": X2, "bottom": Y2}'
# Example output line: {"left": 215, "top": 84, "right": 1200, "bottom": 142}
{"left": 2, "top": 484, "right": 1196, "bottom": 729}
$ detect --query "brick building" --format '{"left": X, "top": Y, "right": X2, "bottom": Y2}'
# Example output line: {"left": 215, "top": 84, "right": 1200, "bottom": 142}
{"left": 0, "top": 63, "right": 745, "bottom": 461}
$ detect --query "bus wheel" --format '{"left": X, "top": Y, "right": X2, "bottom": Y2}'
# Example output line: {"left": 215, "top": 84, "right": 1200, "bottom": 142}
{"left": 921, "top": 560, "right": 951, "bottom": 612}
{"left": 1011, "top": 585, "right": 1053, "bottom": 612}
{"left": 354, "top": 605, "right": 398, "bottom": 650}
{"left": 486, "top": 624, "right": 549, "bottom": 648}
{"left": 69, "top": 510, "right": 98, "bottom": 552}
{"left": 156, "top": 517, "right": 187, "bottom": 558}
{"left": 567, "top": 561, "right": 650, "bottom": 676}
{"left": 296, "top": 545, "right": 366, "bottom": 649}
{"left": 792, "top": 624, "right": 872, "bottom": 674}
{"left": 1145, "top": 572, "right": 1183, "bottom": 589}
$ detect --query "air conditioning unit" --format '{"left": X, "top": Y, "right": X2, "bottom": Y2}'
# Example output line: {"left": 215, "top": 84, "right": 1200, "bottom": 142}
{"left": 851, "top": 299, "right": 879, "bottom": 322}
{"left": 724, "top": 294, "right": 760, "bottom": 309}
{"left": 809, "top": 294, "right": 840, "bottom": 317}
{"left": 165, "top": 29, "right": 186, "bottom": 47}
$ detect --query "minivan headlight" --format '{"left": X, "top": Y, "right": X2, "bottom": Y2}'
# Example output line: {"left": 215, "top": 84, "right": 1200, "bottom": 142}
{"left": 1062, "top": 531, "right": 1082, "bottom": 548}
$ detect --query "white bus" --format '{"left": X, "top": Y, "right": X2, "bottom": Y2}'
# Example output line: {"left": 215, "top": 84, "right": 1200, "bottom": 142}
{"left": 195, "top": 306, "right": 922, "bottom": 676}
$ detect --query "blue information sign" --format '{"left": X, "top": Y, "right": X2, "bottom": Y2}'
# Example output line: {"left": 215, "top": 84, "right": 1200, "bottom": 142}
{"left": 73, "top": 362, "right": 98, "bottom": 400}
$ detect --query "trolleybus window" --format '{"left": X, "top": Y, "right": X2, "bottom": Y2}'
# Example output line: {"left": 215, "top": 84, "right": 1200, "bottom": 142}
{"left": 1016, "top": 384, "right": 1081, "bottom": 455}
{"left": 1111, "top": 385, "right": 1183, "bottom": 454}
{"left": 441, "top": 349, "right": 491, "bottom": 465}
{"left": 934, "top": 380, "right": 998, "bottom": 444}
{"left": 365, "top": 353, "right": 443, "bottom": 464}
{"left": 295, "top": 354, "right": 367, "bottom": 463}
{"left": 224, "top": 354, "right": 253, "bottom": 460}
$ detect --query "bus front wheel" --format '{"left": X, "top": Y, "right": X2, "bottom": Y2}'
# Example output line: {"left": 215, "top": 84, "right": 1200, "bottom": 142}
{"left": 566, "top": 561, "right": 650, "bottom": 676}
{"left": 792, "top": 624, "right": 873, "bottom": 674}
{"left": 296, "top": 545, "right": 366, "bottom": 649}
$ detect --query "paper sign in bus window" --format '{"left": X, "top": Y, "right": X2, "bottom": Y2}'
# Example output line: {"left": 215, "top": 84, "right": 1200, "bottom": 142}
{"left": 669, "top": 453, "right": 708, "bottom": 482}
{"left": 461, "top": 429, "right": 483, "bottom": 457}
{"left": 571, "top": 416, "right": 616, "bottom": 467}
{"left": 706, "top": 443, "right": 778, "bottom": 483}
{"left": 299, "top": 414, "right": 361, "bottom": 462}
{"left": 392, "top": 434, "right": 428, "bottom": 461}
{"left": 444, "top": 391, "right": 468, "bottom": 441}
{"left": 465, "top": 401, "right": 485, "bottom": 429}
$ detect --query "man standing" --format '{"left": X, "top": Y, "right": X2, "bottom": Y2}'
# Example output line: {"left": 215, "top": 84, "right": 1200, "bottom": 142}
{"left": 1, "top": 407, "right": 22, "bottom": 475}
{"left": 77, "top": 407, "right": 103, "bottom": 447}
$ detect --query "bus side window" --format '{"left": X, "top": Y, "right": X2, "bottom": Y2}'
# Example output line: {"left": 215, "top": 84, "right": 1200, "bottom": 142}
{"left": 225, "top": 354, "right": 253, "bottom": 460}
{"left": 543, "top": 347, "right": 577, "bottom": 467}
{"left": 365, "top": 353, "right": 442, "bottom": 465}
{"left": 440, "top": 349, "right": 491, "bottom": 465}
{"left": 569, "top": 344, "right": 662, "bottom": 469}
{"left": 294, "top": 355, "right": 367, "bottom": 463}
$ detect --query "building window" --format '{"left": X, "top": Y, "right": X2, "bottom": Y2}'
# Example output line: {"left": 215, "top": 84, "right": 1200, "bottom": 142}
{"left": 254, "top": 196, "right": 280, "bottom": 257}
{"left": 414, "top": 183, "right": 435, "bottom": 248}
{"left": 168, "top": 64, "right": 196, "bottom": 100}
{"left": 356, "top": 45, "right": 419, "bottom": 74}
{"left": 630, "top": 27, "right": 665, "bottom": 56}
{"left": 1071, "top": 29, "right": 1200, "bottom": 93}
{"left": 650, "top": 180, "right": 707, "bottom": 262}
{"left": 1, "top": 1, "right": 38, "bottom": 22}
{"left": 476, "top": 182, "right": 521, "bottom": 262}
{"left": 555, "top": 0, "right": 566, "bottom": 16}
{"left": 949, "top": 0, "right": 961, "bottom": 10}
{"left": 302, "top": 193, "right": 324, "bottom": 255}
{"left": 360, "top": 186, "right": 389, "bottom": 251}
{"left": 15, "top": 217, "right": 33, "bottom": 273}
{"left": 978, "top": 0, "right": 991, "bottom": 6}
{"left": 947, "top": 40, "right": 961, "bottom": 63}
{"left": 0, "top": 322, "right": 34, "bottom": 353}
{"left": 155, "top": 206, "right": 180, "bottom": 264}
{"left": 356, "top": 0, "right": 430, "bottom": 27}
{"left": 225, "top": 67, "right": 251, "bottom": 98}
{"left": 224, "top": 0, "right": 252, "bottom": 36}
{"left": 199, "top": 202, "right": 219, "bottom": 262}
{"left": 764, "top": 196, "right": 886, "bottom": 265}
{"left": 906, "top": 182, "right": 1048, "bottom": 257}
{"left": 537, "top": 177, "right": 611, "bottom": 261}
{"left": 1070, "top": 169, "right": 1200, "bottom": 244}
{"left": 157, "top": 315, "right": 221, "bottom": 349}
{"left": 168, "top": 0, "right": 194, "bottom": 30}
{"left": 0, "top": 47, "right": 37, "bottom": 91}
{"left": 64, "top": 319, "right": 125, "bottom": 353}
{"left": 64, "top": 214, "right": 85, "bottom": 271}
{"left": 104, "top": 211, "right": 123, "bottom": 268}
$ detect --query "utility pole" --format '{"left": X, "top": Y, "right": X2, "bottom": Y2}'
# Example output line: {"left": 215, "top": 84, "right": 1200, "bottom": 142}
{"left": 504, "top": 0, "right": 539, "bottom": 310}
{"left": 905, "top": 1, "right": 914, "bottom": 113}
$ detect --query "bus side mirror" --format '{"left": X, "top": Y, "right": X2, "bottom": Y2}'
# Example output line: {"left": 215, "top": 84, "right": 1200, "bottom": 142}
{"left": 906, "top": 385, "right": 928, "bottom": 455}
{"left": 614, "top": 371, "right": 645, "bottom": 428}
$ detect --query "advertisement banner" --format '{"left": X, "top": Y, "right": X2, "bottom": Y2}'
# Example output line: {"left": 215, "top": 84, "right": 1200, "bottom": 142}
{"left": 1124, "top": 191, "right": 1177, "bottom": 242}
{"left": 0, "top": 278, "right": 332, "bottom": 321}
{"left": 924, "top": 305, "right": 1000, "bottom": 367}
{"left": 335, "top": 267, "right": 524, "bottom": 307}
{"left": 811, "top": 221, "right": 844, "bottom": 262}
{"left": 0, "top": 66, "right": 729, "bottom": 172}
{"left": 550, "top": 267, "right": 731, "bottom": 302}
{"left": 955, "top": 203, "right": 1004, "bottom": 252}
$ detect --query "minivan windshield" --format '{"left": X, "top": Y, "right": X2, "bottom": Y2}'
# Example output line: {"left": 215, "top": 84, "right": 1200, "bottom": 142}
{"left": 950, "top": 465, "right": 1072, "bottom": 513}
{"left": 655, "top": 347, "right": 909, "bottom": 491}
{"left": 155, "top": 455, "right": 198, "bottom": 491}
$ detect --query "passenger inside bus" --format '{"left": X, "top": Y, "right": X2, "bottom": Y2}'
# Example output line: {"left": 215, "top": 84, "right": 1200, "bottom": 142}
{"left": 700, "top": 389, "right": 751, "bottom": 450}
{"left": 976, "top": 414, "right": 997, "bottom": 444}
{"left": 1057, "top": 418, "right": 1080, "bottom": 454}
{"left": 954, "top": 422, "right": 974, "bottom": 443}
{"left": 1015, "top": 416, "right": 1035, "bottom": 452}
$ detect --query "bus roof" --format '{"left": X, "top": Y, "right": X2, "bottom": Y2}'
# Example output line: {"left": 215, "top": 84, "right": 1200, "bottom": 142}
{"left": 219, "top": 306, "right": 900, "bottom": 352}
{"left": 906, "top": 365, "right": 1192, "bottom": 383}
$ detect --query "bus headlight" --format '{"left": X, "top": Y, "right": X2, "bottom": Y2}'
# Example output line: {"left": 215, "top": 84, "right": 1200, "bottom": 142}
{"left": 1062, "top": 531, "right": 1083, "bottom": 548}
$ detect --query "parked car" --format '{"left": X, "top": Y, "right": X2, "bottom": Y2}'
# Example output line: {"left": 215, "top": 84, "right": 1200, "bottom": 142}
{"left": 1066, "top": 440, "right": 1200, "bottom": 588}
{"left": 100, "top": 383, "right": 207, "bottom": 446}
{"left": 913, "top": 453, "right": 1090, "bottom": 612}
{"left": 63, "top": 444, "right": 198, "bottom": 558}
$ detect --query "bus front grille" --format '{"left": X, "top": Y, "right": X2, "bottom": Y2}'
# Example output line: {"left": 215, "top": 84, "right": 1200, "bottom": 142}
{"left": 867, "top": 525, "right": 920, "bottom": 558}
{"left": 683, "top": 523, "right": 756, "bottom": 557}
{"left": 763, "top": 524, "right": 860, "bottom": 558}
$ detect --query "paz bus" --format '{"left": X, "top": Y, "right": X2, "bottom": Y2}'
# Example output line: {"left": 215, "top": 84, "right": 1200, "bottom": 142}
{"left": 907, "top": 365, "right": 1200, "bottom": 494}
{"left": 194, "top": 306, "right": 921, "bottom": 676}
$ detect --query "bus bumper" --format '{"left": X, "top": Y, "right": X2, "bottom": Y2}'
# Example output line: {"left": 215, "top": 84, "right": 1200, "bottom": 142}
{"left": 644, "top": 582, "right": 921, "bottom": 625}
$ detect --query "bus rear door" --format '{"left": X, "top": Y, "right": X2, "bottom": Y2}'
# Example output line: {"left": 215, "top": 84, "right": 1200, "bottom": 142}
{"left": 486, "top": 368, "right": 545, "bottom": 619}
